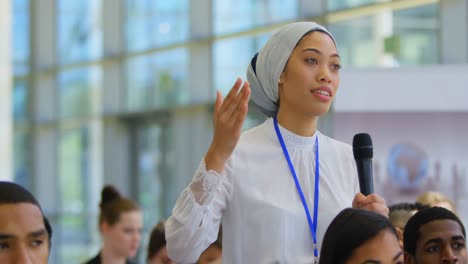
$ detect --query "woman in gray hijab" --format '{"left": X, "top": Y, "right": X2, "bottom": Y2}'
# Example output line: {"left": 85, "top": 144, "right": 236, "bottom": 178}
{"left": 166, "top": 21, "right": 388, "bottom": 264}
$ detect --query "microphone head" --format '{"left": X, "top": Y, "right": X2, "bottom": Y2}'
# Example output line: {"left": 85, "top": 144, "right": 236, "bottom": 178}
{"left": 353, "top": 133, "right": 373, "bottom": 159}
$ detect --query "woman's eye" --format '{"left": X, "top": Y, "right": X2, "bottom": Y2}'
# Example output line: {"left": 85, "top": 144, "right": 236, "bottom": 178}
{"left": 332, "top": 64, "right": 342, "bottom": 70}
{"left": 31, "top": 240, "right": 44, "bottom": 247}
{"left": 305, "top": 58, "right": 318, "bottom": 64}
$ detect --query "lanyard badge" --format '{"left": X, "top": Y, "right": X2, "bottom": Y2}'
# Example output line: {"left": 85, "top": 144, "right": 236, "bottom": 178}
{"left": 273, "top": 117, "right": 320, "bottom": 258}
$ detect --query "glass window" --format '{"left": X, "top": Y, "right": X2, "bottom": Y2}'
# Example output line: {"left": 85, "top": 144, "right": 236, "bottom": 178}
{"left": 125, "top": 0, "right": 189, "bottom": 52}
{"left": 12, "top": 0, "right": 30, "bottom": 75}
{"left": 13, "top": 128, "right": 31, "bottom": 189}
{"left": 58, "top": 67, "right": 101, "bottom": 119}
{"left": 135, "top": 122, "right": 174, "bottom": 263}
{"left": 328, "top": 0, "right": 380, "bottom": 12}
{"left": 214, "top": 0, "right": 298, "bottom": 35}
{"left": 136, "top": 124, "right": 165, "bottom": 221}
{"left": 57, "top": 0, "right": 102, "bottom": 64}
{"left": 392, "top": 4, "right": 439, "bottom": 65}
{"left": 13, "top": 80, "right": 29, "bottom": 122}
{"left": 328, "top": 16, "right": 379, "bottom": 68}
{"left": 329, "top": 3, "right": 439, "bottom": 68}
{"left": 125, "top": 49, "right": 188, "bottom": 111}
{"left": 57, "top": 126, "right": 95, "bottom": 263}
{"left": 213, "top": 33, "right": 272, "bottom": 95}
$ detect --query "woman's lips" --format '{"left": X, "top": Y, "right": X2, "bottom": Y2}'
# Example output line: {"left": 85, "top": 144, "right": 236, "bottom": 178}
{"left": 311, "top": 87, "right": 332, "bottom": 102}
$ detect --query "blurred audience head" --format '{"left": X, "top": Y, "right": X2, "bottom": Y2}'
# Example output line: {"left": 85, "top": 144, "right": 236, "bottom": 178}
{"left": 404, "top": 206, "right": 466, "bottom": 264}
{"left": 389, "top": 202, "right": 428, "bottom": 248}
{"left": 416, "top": 191, "right": 456, "bottom": 213}
{"left": 99, "top": 185, "right": 142, "bottom": 260}
{"left": 0, "top": 181, "right": 52, "bottom": 263}
{"left": 197, "top": 227, "right": 222, "bottom": 264}
{"left": 319, "top": 208, "right": 402, "bottom": 264}
{"left": 147, "top": 220, "right": 174, "bottom": 264}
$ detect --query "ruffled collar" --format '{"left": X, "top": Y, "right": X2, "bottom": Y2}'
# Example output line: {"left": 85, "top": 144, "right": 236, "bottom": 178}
{"left": 263, "top": 118, "right": 318, "bottom": 150}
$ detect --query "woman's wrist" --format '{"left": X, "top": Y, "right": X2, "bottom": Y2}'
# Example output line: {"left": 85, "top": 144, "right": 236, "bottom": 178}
{"left": 204, "top": 147, "right": 227, "bottom": 174}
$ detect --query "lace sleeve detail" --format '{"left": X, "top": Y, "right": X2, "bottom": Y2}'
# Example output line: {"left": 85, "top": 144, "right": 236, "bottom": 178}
{"left": 189, "top": 159, "right": 223, "bottom": 205}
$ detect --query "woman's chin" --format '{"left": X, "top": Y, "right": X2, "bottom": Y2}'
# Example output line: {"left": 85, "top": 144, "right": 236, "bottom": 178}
{"left": 127, "top": 249, "right": 138, "bottom": 258}
{"left": 308, "top": 106, "right": 332, "bottom": 117}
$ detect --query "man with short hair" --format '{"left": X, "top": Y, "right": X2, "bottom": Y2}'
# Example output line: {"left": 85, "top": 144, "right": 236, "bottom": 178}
{"left": 389, "top": 202, "right": 428, "bottom": 248}
{"left": 0, "top": 181, "right": 52, "bottom": 263}
{"left": 404, "top": 206, "right": 467, "bottom": 264}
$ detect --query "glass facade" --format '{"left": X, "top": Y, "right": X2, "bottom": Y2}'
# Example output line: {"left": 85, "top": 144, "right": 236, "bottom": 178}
{"left": 392, "top": 4, "right": 439, "bottom": 65}
{"left": 125, "top": 0, "right": 189, "bottom": 51}
{"left": 329, "top": 3, "right": 439, "bottom": 68}
{"left": 12, "top": 0, "right": 29, "bottom": 75}
{"left": 57, "top": 0, "right": 102, "bottom": 64}
{"left": 213, "top": 33, "right": 271, "bottom": 95}
{"left": 58, "top": 126, "right": 93, "bottom": 262}
{"left": 12, "top": 0, "right": 31, "bottom": 189}
{"left": 214, "top": 0, "right": 298, "bottom": 34}
{"left": 125, "top": 49, "right": 189, "bottom": 111}
{"left": 59, "top": 67, "right": 102, "bottom": 118}
{"left": 328, "top": 0, "right": 381, "bottom": 11}
{"left": 9, "top": 0, "right": 457, "bottom": 263}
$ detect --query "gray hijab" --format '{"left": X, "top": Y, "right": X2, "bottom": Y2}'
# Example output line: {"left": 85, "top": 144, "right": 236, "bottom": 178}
{"left": 247, "top": 21, "right": 336, "bottom": 117}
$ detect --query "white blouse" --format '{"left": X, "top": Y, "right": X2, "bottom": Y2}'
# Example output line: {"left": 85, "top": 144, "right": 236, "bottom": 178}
{"left": 166, "top": 118, "right": 359, "bottom": 264}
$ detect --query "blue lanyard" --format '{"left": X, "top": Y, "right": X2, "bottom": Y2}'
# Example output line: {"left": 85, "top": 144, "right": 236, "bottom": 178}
{"left": 273, "top": 117, "right": 320, "bottom": 257}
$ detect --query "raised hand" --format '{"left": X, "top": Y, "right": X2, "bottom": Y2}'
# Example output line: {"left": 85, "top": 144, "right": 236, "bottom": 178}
{"left": 205, "top": 78, "right": 251, "bottom": 173}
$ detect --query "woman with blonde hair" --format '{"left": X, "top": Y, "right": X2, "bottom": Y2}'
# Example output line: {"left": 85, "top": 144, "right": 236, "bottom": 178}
{"left": 416, "top": 191, "right": 456, "bottom": 213}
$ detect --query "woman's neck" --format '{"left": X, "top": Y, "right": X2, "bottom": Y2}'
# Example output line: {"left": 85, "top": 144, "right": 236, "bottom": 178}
{"left": 276, "top": 107, "right": 318, "bottom": 137}
{"left": 100, "top": 245, "right": 127, "bottom": 264}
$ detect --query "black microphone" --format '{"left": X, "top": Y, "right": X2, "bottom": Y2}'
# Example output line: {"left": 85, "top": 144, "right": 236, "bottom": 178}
{"left": 353, "top": 133, "right": 374, "bottom": 196}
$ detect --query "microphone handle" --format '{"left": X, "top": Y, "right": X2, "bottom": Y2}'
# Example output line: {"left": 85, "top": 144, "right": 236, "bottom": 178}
{"left": 357, "top": 158, "right": 374, "bottom": 196}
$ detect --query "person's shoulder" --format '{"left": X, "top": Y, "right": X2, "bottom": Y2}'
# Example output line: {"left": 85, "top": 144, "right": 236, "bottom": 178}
{"left": 319, "top": 132, "right": 353, "bottom": 153}
{"left": 239, "top": 118, "right": 271, "bottom": 143}
{"left": 319, "top": 132, "right": 351, "bottom": 148}
{"left": 229, "top": 118, "right": 275, "bottom": 159}
{"left": 82, "top": 253, "right": 101, "bottom": 264}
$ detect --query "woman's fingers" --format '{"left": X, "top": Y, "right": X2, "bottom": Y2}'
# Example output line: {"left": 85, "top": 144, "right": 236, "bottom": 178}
{"left": 214, "top": 90, "right": 223, "bottom": 115}
{"left": 219, "top": 78, "right": 243, "bottom": 114}
{"left": 207, "top": 79, "right": 250, "bottom": 172}
{"left": 352, "top": 192, "right": 389, "bottom": 217}
{"left": 230, "top": 82, "right": 250, "bottom": 128}
{"left": 218, "top": 79, "right": 249, "bottom": 123}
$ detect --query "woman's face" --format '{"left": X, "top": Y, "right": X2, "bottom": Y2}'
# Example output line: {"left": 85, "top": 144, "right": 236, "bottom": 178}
{"left": 278, "top": 31, "right": 341, "bottom": 117}
{"left": 346, "top": 229, "right": 403, "bottom": 264}
{"left": 102, "top": 210, "right": 143, "bottom": 259}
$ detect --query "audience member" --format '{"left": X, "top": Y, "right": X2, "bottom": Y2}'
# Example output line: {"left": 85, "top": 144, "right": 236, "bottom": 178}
{"left": 389, "top": 202, "right": 427, "bottom": 248}
{"left": 319, "top": 208, "right": 403, "bottom": 264}
{"left": 84, "top": 185, "right": 143, "bottom": 264}
{"left": 197, "top": 227, "right": 222, "bottom": 264}
{"left": 416, "top": 191, "right": 456, "bottom": 213}
{"left": 147, "top": 220, "right": 174, "bottom": 264}
{"left": 0, "top": 181, "right": 53, "bottom": 264}
{"left": 404, "top": 206, "right": 466, "bottom": 264}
